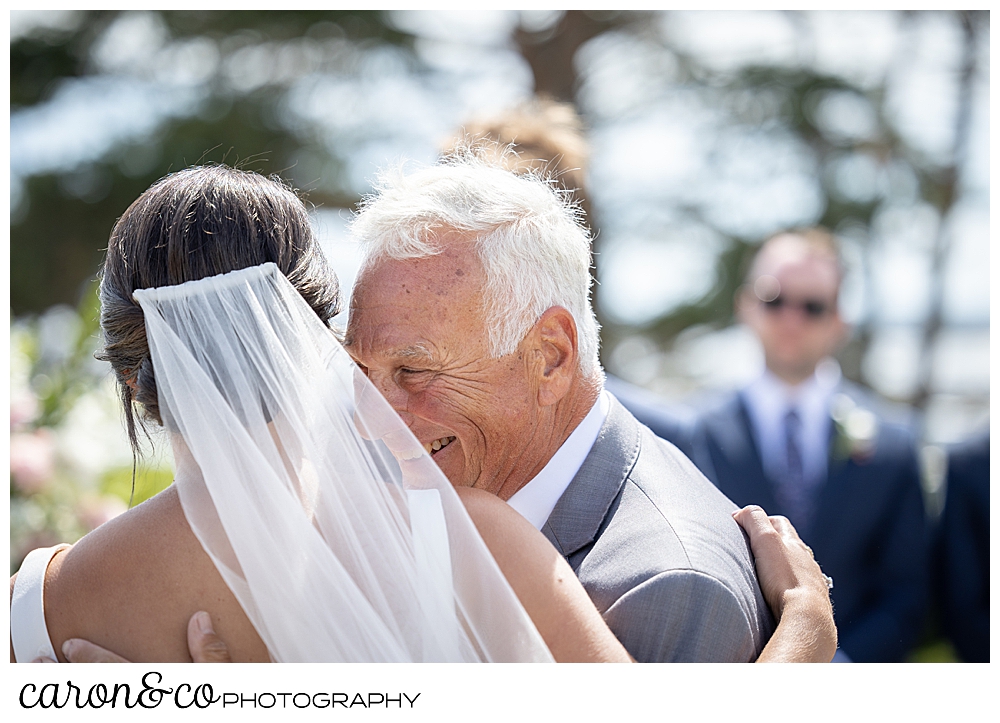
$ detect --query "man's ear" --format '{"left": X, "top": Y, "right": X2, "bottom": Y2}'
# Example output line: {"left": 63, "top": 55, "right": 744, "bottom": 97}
{"left": 529, "top": 306, "right": 578, "bottom": 407}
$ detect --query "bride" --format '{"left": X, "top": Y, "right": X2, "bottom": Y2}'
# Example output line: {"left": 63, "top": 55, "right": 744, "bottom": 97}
{"left": 10, "top": 165, "right": 834, "bottom": 663}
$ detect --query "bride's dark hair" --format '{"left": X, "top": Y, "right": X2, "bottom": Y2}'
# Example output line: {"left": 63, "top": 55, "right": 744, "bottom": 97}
{"left": 97, "top": 164, "right": 340, "bottom": 458}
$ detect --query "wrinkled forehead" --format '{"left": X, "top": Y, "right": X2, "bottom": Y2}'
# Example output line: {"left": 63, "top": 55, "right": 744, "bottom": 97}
{"left": 345, "top": 248, "right": 488, "bottom": 353}
{"left": 352, "top": 245, "right": 484, "bottom": 307}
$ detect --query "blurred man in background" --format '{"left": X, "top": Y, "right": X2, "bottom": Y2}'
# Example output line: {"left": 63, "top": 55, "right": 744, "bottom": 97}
{"left": 696, "top": 229, "right": 928, "bottom": 662}
{"left": 933, "top": 430, "right": 989, "bottom": 662}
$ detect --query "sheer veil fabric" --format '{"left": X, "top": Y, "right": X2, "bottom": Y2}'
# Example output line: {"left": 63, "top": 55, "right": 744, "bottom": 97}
{"left": 133, "top": 263, "right": 553, "bottom": 662}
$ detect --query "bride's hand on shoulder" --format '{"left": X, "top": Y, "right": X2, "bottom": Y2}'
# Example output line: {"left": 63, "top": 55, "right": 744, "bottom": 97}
{"left": 733, "top": 505, "right": 832, "bottom": 617}
{"left": 733, "top": 505, "right": 837, "bottom": 662}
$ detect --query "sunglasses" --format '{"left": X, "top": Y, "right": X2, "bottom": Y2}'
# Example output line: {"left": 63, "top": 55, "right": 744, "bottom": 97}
{"left": 761, "top": 295, "right": 832, "bottom": 319}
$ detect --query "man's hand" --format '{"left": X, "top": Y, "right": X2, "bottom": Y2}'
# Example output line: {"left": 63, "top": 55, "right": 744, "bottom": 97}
{"left": 734, "top": 505, "right": 837, "bottom": 662}
{"left": 60, "top": 611, "right": 232, "bottom": 663}
{"left": 60, "top": 639, "right": 130, "bottom": 663}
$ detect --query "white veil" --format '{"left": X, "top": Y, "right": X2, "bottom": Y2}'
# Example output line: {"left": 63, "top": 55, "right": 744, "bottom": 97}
{"left": 133, "top": 262, "right": 553, "bottom": 662}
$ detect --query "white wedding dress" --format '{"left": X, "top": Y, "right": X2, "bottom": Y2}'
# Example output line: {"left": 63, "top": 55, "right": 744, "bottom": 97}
{"left": 11, "top": 263, "right": 553, "bottom": 663}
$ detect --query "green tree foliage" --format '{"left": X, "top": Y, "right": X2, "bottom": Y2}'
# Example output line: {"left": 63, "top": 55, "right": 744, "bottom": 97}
{"left": 11, "top": 10, "right": 414, "bottom": 314}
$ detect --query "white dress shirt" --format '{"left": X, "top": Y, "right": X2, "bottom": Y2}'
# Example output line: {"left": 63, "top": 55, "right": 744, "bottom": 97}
{"left": 742, "top": 369, "right": 838, "bottom": 494}
{"left": 506, "top": 389, "right": 611, "bottom": 530}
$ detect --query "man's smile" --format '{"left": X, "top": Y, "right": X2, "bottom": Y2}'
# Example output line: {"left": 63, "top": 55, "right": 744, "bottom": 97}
{"left": 424, "top": 435, "right": 456, "bottom": 456}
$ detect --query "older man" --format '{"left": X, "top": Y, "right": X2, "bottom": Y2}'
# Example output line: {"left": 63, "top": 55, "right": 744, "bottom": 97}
{"left": 341, "top": 152, "right": 774, "bottom": 662}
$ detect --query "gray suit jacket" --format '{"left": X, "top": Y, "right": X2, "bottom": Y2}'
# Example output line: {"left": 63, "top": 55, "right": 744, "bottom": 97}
{"left": 542, "top": 396, "right": 775, "bottom": 662}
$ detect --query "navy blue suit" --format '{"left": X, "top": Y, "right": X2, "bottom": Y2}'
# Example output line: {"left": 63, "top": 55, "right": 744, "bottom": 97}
{"left": 696, "top": 386, "right": 929, "bottom": 662}
{"left": 933, "top": 431, "right": 989, "bottom": 662}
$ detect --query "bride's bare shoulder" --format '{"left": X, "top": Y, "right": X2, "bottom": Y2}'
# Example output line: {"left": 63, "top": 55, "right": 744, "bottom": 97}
{"left": 453, "top": 486, "right": 521, "bottom": 519}
{"left": 452, "top": 486, "right": 554, "bottom": 563}
{"left": 43, "top": 486, "right": 266, "bottom": 662}
{"left": 452, "top": 485, "right": 497, "bottom": 508}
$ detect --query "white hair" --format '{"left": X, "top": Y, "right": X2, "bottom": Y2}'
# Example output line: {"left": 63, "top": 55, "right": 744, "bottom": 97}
{"left": 350, "top": 149, "right": 602, "bottom": 377}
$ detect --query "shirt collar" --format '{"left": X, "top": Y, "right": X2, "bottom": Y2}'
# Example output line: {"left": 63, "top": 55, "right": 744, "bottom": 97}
{"left": 744, "top": 367, "right": 837, "bottom": 421}
{"left": 506, "top": 389, "right": 611, "bottom": 530}
{"left": 742, "top": 366, "right": 839, "bottom": 484}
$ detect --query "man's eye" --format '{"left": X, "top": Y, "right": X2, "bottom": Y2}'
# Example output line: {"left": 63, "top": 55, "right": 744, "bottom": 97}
{"left": 397, "top": 368, "right": 432, "bottom": 382}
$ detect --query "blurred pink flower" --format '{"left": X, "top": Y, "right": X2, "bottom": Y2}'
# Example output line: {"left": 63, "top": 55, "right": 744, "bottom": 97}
{"left": 77, "top": 495, "right": 128, "bottom": 531}
{"left": 10, "top": 389, "right": 40, "bottom": 430}
{"left": 10, "top": 429, "right": 55, "bottom": 494}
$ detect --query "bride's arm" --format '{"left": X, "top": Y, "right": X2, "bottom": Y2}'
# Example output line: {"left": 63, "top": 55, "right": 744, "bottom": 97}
{"left": 454, "top": 487, "right": 632, "bottom": 663}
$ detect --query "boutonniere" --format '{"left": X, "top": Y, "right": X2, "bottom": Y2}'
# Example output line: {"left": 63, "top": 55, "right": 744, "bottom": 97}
{"left": 830, "top": 393, "right": 878, "bottom": 464}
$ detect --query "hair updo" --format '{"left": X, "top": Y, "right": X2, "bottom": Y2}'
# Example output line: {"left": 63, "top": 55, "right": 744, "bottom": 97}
{"left": 96, "top": 165, "right": 340, "bottom": 457}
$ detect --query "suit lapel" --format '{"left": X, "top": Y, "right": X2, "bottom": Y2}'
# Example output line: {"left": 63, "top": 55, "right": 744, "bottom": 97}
{"left": 541, "top": 397, "right": 640, "bottom": 558}
{"left": 811, "top": 385, "right": 866, "bottom": 542}
{"left": 810, "top": 450, "right": 847, "bottom": 544}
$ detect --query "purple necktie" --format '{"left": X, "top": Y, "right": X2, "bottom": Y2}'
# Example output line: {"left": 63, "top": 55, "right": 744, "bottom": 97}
{"left": 777, "top": 407, "right": 809, "bottom": 528}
